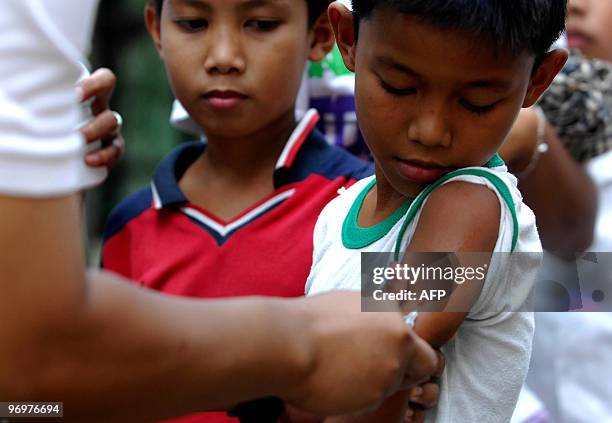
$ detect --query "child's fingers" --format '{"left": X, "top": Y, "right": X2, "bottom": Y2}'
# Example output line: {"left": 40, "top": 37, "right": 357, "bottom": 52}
{"left": 404, "top": 405, "right": 425, "bottom": 423}
{"left": 85, "top": 137, "right": 124, "bottom": 168}
{"left": 80, "top": 110, "right": 120, "bottom": 144}
{"left": 407, "top": 382, "right": 440, "bottom": 409}
{"left": 78, "top": 68, "right": 117, "bottom": 115}
{"left": 82, "top": 110, "right": 124, "bottom": 168}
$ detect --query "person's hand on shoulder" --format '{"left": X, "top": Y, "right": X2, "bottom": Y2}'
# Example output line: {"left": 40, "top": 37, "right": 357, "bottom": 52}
{"left": 79, "top": 68, "right": 125, "bottom": 169}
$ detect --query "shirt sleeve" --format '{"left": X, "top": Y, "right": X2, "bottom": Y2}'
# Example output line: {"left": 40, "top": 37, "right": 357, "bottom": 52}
{"left": 0, "top": 0, "right": 105, "bottom": 197}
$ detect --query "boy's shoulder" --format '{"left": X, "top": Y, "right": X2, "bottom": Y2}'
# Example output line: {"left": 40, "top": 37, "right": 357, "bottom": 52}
{"left": 102, "top": 186, "right": 153, "bottom": 244}
{"left": 416, "top": 162, "right": 537, "bottom": 253}
{"left": 417, "top": 157, "right": 520, "bottom": 204}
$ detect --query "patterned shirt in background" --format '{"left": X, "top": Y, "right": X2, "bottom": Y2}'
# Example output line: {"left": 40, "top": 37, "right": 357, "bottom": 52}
{"left": 538, "top": 51, "right": 612, "bottom": 163}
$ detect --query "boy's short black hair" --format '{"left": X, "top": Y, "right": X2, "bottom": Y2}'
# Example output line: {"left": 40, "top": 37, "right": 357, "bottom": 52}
{"left": 152, "top": 0, "right": 331, "bottom": 27}
{"left": 351, "top": 0, "right": 567, "bottom": 56}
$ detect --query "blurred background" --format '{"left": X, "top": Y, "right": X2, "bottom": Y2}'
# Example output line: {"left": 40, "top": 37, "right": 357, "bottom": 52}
{"left": 86, "top": 0, "right": 187, "bottom": 261}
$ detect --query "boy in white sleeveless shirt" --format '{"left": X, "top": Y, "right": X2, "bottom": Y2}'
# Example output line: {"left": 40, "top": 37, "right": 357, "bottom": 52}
{"left": 305, "top": 1, "right": 568, "bottom": 422}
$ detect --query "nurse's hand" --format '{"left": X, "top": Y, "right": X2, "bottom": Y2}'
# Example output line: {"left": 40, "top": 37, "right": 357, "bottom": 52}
{"left": 285, "top": 292, "right": 441, "bottom": 416}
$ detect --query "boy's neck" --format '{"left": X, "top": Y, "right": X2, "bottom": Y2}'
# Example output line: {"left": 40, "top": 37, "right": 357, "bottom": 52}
{"left": 178, "top": 108, "right": 298, "bottom": 221}
{"left": 201, "top": 109, "right": 297, "bottom": 179}
{"left": 358, "top": 165, "right": 421, "bottom": 228}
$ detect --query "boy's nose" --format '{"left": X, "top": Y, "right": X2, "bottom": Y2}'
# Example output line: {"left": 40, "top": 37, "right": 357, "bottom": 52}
{"left": 407, "top": 108, "right": 452, "bottom": 148}
{"left": 204, "top": 29, "right": 246, "bottom": 74}
{"left": 568, "top": 0, "right": 586, "bottom": 16}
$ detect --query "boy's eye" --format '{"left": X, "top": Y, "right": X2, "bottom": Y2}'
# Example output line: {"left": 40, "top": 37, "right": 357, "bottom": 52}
{"left": 459, "top": 99, "right": 496, "bottom": 115}
{"left": 378, "top": 77, "right": 416, "bottom": 97}
{"left": 245, "top": 19, "right": 281, "bottom": 31}
{"left": 175, "top": 19, "right": 208, "bottom": 31}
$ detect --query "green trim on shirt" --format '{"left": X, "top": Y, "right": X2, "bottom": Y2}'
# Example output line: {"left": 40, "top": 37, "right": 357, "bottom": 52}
{"left": 341, "top": 154, "right": 514, "bottom": 253}
{"left": 342, "top": 179, "right": 414, "bottom": 249}
{"left": 485, "top": 153, "right": 505, "bottom": 168}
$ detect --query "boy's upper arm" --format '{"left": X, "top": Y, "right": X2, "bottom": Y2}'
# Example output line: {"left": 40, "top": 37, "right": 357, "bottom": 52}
{"left": 407, "top": 181, "right": 500, "bottom": 254}
{"left": 404, "top": 181, "right": 501, "bottom": 347}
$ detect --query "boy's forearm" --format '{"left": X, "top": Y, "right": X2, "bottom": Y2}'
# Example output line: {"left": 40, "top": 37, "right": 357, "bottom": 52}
{"left": 0, "top": 195, "right": 308, "bottom": 421}
{"left": 412, "top": 312, "right": 467, "bottom": 349}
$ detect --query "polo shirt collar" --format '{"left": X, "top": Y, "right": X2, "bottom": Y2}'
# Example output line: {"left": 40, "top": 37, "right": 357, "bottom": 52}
{"left": 273, "top": 109, "right": 320, "bottom": 170}
{"left": 151, "top": 109, "right": 321, "bottom": 210}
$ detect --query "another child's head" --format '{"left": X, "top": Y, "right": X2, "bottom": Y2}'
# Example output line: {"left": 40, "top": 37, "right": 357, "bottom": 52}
{"left": 145, "top": 0, "right": 334, "bottom": 139}
{"left": 330, "top": 0, "right": 568, "bottom": 196}
{"left": 567, "top": 0, "right": 612, "bottom": 61}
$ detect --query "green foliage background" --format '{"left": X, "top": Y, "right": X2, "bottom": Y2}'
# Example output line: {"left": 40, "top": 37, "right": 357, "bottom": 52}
{"left": 87, "top": 0, "right": 185, "bottom": 259}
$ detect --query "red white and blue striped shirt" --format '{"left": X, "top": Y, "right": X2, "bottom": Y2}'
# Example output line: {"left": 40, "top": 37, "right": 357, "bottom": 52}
{"left": 101, "top": 111, "right": 372, "bottom": 423}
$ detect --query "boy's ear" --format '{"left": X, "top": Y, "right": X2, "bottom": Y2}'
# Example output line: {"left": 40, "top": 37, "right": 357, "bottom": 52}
{"left": 522, "top": 49, "right": 568, "bottom": 108}
{"left": 328, "top": 2, "right": 357, "bottom": 72}
{"left": 307, "top": 10, "right": 336, "bottom": 62}
{"left": 144, "top": 2, "right": 164, "bottom": 59}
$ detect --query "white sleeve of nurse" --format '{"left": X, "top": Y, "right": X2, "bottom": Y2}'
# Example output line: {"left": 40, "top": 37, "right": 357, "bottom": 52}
{"left": 0, "top": 0, "right": 105, "bottom": 197}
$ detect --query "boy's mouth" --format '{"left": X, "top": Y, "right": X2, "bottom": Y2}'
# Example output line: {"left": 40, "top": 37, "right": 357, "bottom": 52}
{"left": 203, "top": 90, "right": 248, "bottom": 111}
{"left": 395, "top": 158, "right": 452, "bottom": 183}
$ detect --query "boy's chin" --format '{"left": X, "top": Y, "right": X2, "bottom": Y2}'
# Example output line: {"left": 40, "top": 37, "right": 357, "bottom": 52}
{"left": 376, "top": 169, "right": 424, "bottom": 199}
{"left": 202, "top": 125, "right": 254, "bottom": 139}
